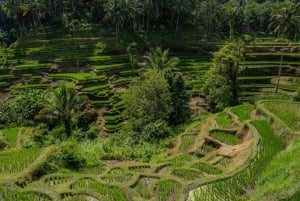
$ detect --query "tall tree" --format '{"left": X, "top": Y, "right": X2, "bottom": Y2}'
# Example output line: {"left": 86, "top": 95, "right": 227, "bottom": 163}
{"left": 104, "top": 0, "right": 136, "bottom": 37}
{"left": 123, "top": 69, "right": 172, "bottom": 133}
{"left": 205, "top": 42, "right": 244, "bottom": 111}
{"left": 168, "top": 0, "right": 192, "bottom": 36}
{"left": 140, "top": 47, "right": 190, "bottom": 125}
{"left": 164, "top": 69, "right": 190, "bottom": 125}
{"left": 269, "top": 2, "right": 300, "bottom": 93}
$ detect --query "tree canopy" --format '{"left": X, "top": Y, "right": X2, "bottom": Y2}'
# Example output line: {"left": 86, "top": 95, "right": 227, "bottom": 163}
{"left": 1, "top": 0, "right": 300, "bottom": 41}
{"left": 204, "top": 42, "right": 244, "bottom": 112}
{"left": 123, "top": 69, "right": 172, "bottom": 134}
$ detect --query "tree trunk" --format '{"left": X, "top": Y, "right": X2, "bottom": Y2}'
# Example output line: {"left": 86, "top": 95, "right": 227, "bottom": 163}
{"left": 275, "top": 44, "right": 284, "bottom": 93}
{"left": 64, "top": 120, "right": 71, "bottom": 137}
{"left": 175, "top": 12, "right": 180, "bottom": 36}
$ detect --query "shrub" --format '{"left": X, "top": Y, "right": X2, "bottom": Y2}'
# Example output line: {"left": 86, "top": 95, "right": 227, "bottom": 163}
{"left": 141, "top": 120, "right": 171, "bottom": 142}
{"left": 36, "top": 154, "right": 61, "bottom": 176}
{"left": 85, "top": 126, "right": 99, "bottom": 139}
{"left": 60, "top": 141, "right": 87, "bottom": 170}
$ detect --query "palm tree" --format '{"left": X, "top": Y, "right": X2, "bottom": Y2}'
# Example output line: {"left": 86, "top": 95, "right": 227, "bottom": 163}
{"left": 168, "top": 0, "right": 192, "bottom": 36}
{"left": 104, "top": 0, "right": 136, "bottom": 37}
{"left": 269, "top": 3, "right": 300, "bottom": 93}
{"left": 44, "top": 83, "right": 86, "bottom": 137}
{"left": 126, "top": 42, "right": 137, "bottom": 74}
{"left": 140, "top": 47, "right": 180, "bottom": 70}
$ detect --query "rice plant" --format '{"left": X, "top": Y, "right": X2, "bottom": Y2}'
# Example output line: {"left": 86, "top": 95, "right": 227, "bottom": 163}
{"left": 134, "top": 176, "right": 158, "bottom": 199}
{"left": 172, "top": 168, "right": 202, "bottom": 180}
{"left": 231, "top": 104, "right": 254, "bottom": 122}
{"left": 191, "top": 120, "right": 285, "bottom": 201}
{"left": 2, "top": 127, "right": 19, "bottom": 148}
{"left": 128, "top": 165, "right": 151, "bottom": 173}
{"left": 261, "top": 101, "right": 300, "bottom": 131}
{"left": 0, "top": 148, "right": 40, "bottom": 174}
{"left": 210, "top": 130, "right": 241, "bottom": 145}
{"left": 43, "top": 174, "right": 73, "bottom": 186}
{"left": 156, "top": 179, "right": 181, "bottom": 201}
{"left": 61, "top": 192, "right": 99, "bottom": 201}
{"left": 71, "top": 178, "right": 130, "bottom": 201}
{"left": 168, "top": 154, "right": 193, "bottom": 167}
{"left": 0, "top": 187, "right": 52, "bottom": 201}
{"left": 192, "top": 162, "right": 223, "bottom": 175}
{"left": 179, "top": 134, "right": 197, "bottom": 152}
{"left": 215, "top": 112, "right": 232, "bottom": 128}
{"left": 102, "top": 173, "right": 132, "bottom": 184}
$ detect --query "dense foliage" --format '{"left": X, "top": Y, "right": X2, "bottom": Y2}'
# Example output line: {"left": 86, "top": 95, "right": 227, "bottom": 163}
{"left": 1, "top": 0, "right": 300, "bottom": 42}
{"left": 204, "top": 42, "right": 244, "bottom": 112}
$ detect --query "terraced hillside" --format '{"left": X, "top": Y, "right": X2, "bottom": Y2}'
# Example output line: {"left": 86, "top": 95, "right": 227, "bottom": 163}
{"left": 0, "top": 27, "right": 134, "bottom": 133}
{"left": 239, "top": 40, "right": 300, "bottom": 101}
{"left": 0, "top": 101, "right": 299, "bottom": 201}
{"left": 1, "top": 31, "right": 300, "bottom": 124}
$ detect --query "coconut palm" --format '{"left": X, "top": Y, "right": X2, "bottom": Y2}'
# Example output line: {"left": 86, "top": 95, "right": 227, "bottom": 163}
{"left": 168, "top": 0, "right": 192, "bottom": 36}
{"left": 140, "top": 47, "right": 180, "bottom": 70}
{"left": 44, "top": 83, "right": 86, "bottom": 137}
{"left": 104, "top": 0, "right": 136, "bottom": 37}
{"left": 269, "top": 3, "right": 300, "bottom": 93}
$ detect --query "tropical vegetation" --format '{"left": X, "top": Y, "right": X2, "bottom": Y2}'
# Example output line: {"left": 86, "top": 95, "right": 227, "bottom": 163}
{"left": 0, "top": 0, "right": 299, "bottom": 201}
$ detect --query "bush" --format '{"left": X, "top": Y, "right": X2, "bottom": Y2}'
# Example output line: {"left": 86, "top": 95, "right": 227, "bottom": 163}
{"left": 60, "top": 141, "right": 87, "bottom": 170}
{"left": 23, "top": 124, "right": 64, "bottom": 148}
{"left": 36, "top": 154, "right": 61, "bottom": 176}
{"left": 141, "top": 120, "right": 171, "bottom": 142}
{"left": 85, "top": 126, "right": 99, "bottom": 139}
{"left": 77, "top": 108, "right": 98, "bottom": 130}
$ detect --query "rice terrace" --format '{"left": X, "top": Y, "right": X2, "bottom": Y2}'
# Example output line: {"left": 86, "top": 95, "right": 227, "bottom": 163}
{"left": 0, "top": 1, "right": 300, "bottom": 201}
